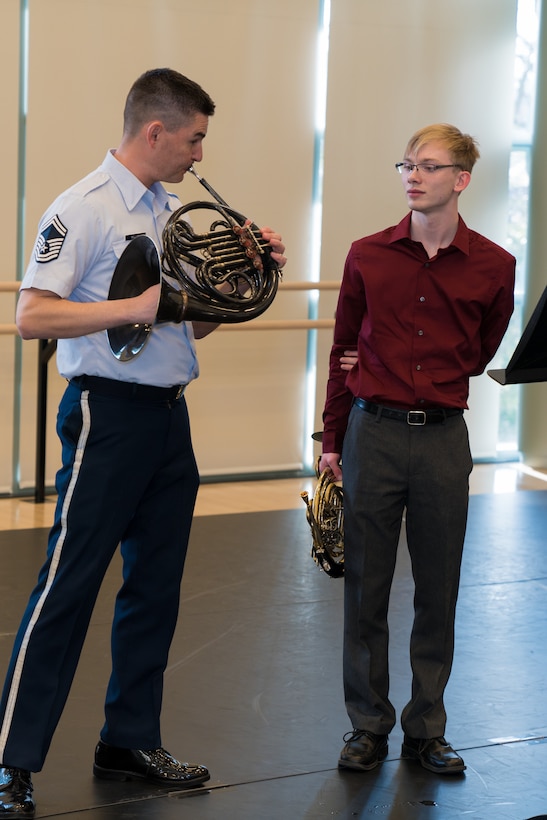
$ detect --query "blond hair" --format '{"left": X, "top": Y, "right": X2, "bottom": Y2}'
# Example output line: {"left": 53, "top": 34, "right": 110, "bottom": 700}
{"left": 404, "top": 123, "right": 480, "bottom": 172}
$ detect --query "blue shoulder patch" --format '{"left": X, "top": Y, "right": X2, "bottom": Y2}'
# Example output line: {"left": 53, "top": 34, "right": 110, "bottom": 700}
{"left": 34, "top": 215, "right": 68, "bottom": 263}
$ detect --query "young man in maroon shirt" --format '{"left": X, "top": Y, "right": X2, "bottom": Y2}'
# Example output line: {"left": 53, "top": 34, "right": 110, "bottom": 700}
{"left": 320, "top": 123, "right": 515, "bottom": 775}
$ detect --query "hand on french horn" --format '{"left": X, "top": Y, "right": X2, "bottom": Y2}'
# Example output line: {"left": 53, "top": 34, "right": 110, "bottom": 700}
{"left": 319, "top": 453, "right": 343, "bottom": 483}
{"left": 260, "top": 226, "right": 287, "bottom": 270}
{"left": 132, "top": 283, "right": 161, "bottom": 326}
{"left": 216, "top": 221, "right": 285, "bottom": 299}
{"left": 191, "top": 224, "right": 285, "bottom": 340}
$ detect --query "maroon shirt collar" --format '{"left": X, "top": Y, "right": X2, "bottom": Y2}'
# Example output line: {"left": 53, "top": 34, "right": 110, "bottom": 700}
{"left": 389, "top": 212, "right": 470, "bottom": 256}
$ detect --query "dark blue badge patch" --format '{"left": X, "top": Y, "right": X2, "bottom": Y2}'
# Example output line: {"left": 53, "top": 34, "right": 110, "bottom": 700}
{"left": 34, "top": 215, "right": 68, "bottom": 263}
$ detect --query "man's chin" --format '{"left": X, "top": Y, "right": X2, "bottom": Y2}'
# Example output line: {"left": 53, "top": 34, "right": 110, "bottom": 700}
{"left": 163, "top": 172, "right": 186, "bottom": 185}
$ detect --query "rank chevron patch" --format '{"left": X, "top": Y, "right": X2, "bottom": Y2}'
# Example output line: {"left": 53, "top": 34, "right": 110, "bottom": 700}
{"left": 34, "top": 215, "right": 68, "bottom": 263}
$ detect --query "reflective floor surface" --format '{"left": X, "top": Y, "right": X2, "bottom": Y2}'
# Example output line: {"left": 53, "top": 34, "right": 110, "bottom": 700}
{"left": 0, "top": 480, "right": 546, "bottom": 819}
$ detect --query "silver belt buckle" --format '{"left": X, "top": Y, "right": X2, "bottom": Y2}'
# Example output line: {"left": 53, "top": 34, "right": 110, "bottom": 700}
{"left": 407, "top": 410, "right": 427, "bottom": 426}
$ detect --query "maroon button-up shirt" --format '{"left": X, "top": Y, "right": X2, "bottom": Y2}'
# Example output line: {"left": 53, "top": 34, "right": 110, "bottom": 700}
{"left": 322, "top": 213, "right": 515, "bottom": 454}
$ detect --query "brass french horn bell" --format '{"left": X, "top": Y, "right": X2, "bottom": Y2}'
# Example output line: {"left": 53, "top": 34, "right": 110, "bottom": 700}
{"left": 301, "top": 460, "right": 344, "bottom": 578}
{"left": 107, "top": 167, "right": 281, "bottom": 362}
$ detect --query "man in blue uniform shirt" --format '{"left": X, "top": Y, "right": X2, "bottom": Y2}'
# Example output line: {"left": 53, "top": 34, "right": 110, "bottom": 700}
{"left": 0, "top": 67, "right": 286, "bottom": 817}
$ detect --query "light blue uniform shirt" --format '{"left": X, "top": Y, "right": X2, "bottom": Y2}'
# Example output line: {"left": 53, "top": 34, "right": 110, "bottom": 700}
{"left": 21, "top": 150, "right": 200, "bottom": 387}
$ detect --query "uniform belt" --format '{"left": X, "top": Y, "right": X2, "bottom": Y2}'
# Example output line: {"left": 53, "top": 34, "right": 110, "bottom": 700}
{"left": 71, "top": 375, "right": 186, "bottom": 401}
{"left": 354, "top": 397, "right": 463, "bottom": 426}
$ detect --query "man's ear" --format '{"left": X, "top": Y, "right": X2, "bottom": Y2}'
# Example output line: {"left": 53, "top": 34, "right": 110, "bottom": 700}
{"left": 454, "top": 169, "right": 472, "bottom": 194}
{"left": 145, "top": 121, "right": 163, "bottom": 146}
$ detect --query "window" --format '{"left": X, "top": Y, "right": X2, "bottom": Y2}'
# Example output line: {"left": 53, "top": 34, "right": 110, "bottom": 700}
{"left": 495, "top": 0, "right": 539, "bottom": 453}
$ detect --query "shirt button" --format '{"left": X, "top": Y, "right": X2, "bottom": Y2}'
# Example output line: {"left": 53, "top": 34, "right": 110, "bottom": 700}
{"left": 419, "top": 296, "right": 426, "bottom": 302}
{"left": 418, "top": 330, "right": 424, "bottom": 336}
{"left": 416, "top": 364, "right": 422, "bottom": 371}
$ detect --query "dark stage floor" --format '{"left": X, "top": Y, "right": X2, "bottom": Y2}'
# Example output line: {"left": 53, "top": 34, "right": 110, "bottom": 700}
{"left": 1, "top": 490, "right": 547, "bottom": 819}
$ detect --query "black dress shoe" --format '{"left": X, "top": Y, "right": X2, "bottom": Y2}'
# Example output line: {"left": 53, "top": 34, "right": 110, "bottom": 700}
{"left": 401, "top": 735, "right": 466, "bottom": 774}
{"left": 93, "top": 741, "right": 210, "bottom": 787}
{"left": 338, "top": 730, "right": 389, "bottom": 771}
{"left": 0, "top": 768, "right": 35, "bottom": 817}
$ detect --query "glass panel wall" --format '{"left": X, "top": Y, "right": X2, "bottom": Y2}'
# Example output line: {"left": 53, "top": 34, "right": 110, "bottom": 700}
{"left": 496, "top": 0, "right": 540, "bottom": 454}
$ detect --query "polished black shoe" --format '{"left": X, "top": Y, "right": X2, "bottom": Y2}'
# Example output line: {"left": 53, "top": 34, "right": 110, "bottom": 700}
{"left": 338, "top": 730, "right": 389, "bottom": 771}
{"left": 0, "top": 768, "right": 35, "bottom": 817}
{"left": 93, "top": 741, "right": 210, "bottom": 787}
{"left": 401, "top": 735, "right": 466, "bottom": 774}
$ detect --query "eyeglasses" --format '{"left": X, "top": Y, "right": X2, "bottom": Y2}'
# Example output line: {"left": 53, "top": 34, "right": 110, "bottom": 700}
{"left": 395, "top": 162, "right": 462, "bottom": 174}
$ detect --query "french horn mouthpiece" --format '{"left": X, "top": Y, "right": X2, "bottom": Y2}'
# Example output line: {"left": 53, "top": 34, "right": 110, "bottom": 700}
{"left": 188, "top": 165, "right": 229, "bottom": 207}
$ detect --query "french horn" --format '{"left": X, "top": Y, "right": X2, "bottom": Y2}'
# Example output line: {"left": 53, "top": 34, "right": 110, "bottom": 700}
{"left": 301, "top": 460, "right": 344, "bottom": 578}
{"left": 107, "top": 167, "right": 281, "bottom": 361}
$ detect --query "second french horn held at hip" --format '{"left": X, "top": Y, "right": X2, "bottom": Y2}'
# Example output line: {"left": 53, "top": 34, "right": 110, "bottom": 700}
{"left": 301, "top": 462, "right": 344, "bottom": 578}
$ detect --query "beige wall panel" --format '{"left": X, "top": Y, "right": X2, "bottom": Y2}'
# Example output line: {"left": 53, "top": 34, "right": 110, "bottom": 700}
{"left": 315, "top": 0, "right": 518, "bottom": 461}
{"left": 18, "top": 0, "right": 319, "bottom": 487}
{"left": 0, "top": 0, "right": 20, "bottom": 493}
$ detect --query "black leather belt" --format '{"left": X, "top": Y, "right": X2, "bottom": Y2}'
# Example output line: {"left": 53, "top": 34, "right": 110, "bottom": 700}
{"left": 71, "top": 375, "right": 185, "bottom": 401}
{"left": 354, "top": 397, "right": 463, "bottom": 426}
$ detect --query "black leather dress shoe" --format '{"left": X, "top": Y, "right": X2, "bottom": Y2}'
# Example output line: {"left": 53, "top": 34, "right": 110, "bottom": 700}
{"left": 338, "top": 730, "right": 389, "bottom": 771}
{"left": 93, "top": 741, "right": 210, "bottom": 787}
{"left": 401, "top": 735, "right": 466, "bottom": 774}
{"left": 0, "top": 768, "right": 35, "bottom": 817}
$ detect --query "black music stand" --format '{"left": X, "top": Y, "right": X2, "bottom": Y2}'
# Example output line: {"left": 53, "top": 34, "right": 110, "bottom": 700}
{"left": 488, "top": 285, "right": 547, "bottom": 385}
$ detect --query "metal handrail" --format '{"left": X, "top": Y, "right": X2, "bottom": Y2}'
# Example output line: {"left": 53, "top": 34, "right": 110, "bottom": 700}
{"left": 0, "top": 279, "right": 341, "bottom": 334}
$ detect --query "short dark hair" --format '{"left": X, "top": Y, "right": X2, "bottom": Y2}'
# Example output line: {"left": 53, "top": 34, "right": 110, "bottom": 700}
{"left": 123, "top": 68, "right": 215, "bottom": 136}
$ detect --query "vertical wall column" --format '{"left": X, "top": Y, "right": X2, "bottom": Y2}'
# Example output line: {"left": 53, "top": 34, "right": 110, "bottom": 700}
{"left": 519, "top": 3, "right": 547, "bottom": 467}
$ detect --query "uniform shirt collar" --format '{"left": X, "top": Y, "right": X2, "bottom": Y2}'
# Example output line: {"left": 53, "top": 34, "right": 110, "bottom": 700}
{"left": 102, "top": 149, "right": 175, "bottom": 215}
